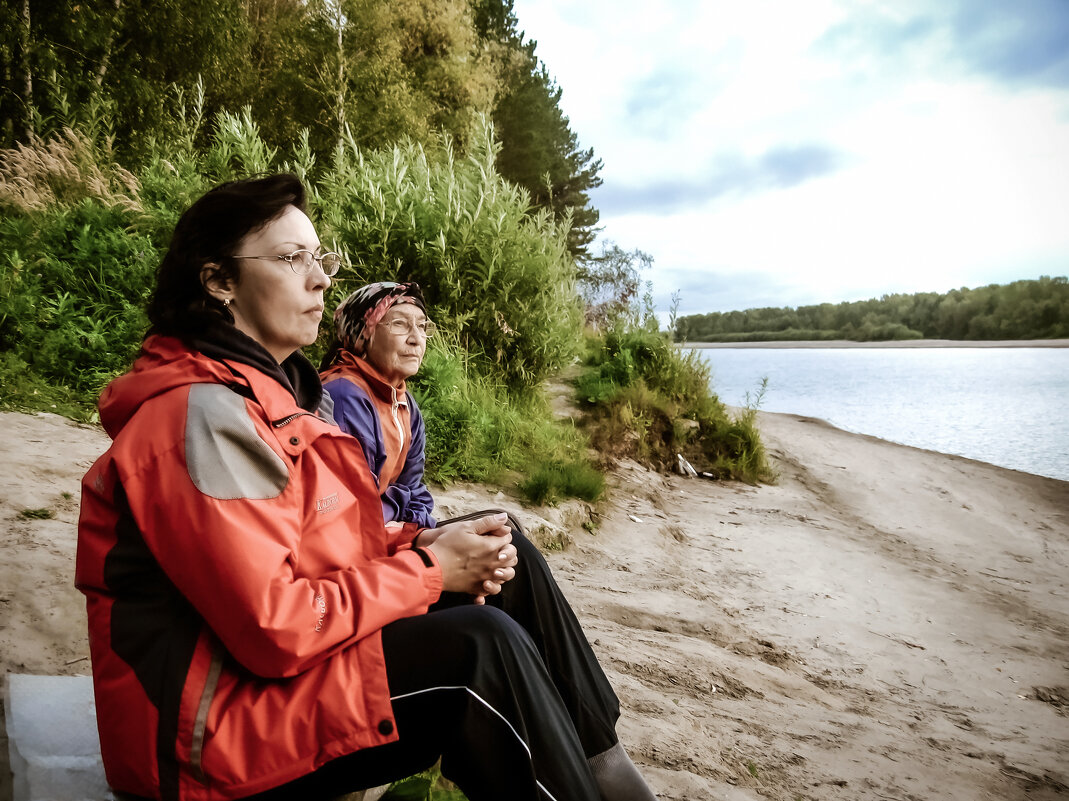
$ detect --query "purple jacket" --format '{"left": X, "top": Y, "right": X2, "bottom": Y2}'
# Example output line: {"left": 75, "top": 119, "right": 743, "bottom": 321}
{"left": 322, "top": 366, "right": 437, "bottom": 529}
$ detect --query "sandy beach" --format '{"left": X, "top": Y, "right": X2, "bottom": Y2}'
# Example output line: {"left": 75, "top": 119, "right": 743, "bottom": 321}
{"left": 1, "top": 408, "right": 1067, "bottom": 800}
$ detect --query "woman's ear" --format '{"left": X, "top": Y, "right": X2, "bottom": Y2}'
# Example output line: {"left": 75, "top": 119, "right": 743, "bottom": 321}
{"left": 200, "top": 263, "right": 233, "bottom": 304}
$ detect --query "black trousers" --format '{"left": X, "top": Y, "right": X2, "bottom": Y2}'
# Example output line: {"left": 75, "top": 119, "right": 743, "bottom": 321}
{"left": 244, "top": 512, "right": 618, "bottom": 801}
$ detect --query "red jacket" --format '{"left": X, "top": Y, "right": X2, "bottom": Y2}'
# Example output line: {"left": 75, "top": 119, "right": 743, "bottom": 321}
{"left": 76, "top": 336, "right": 443, "bottom": 800}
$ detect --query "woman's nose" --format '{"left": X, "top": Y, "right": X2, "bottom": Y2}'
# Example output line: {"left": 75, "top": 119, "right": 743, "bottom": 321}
{"left": 309, "top": 264, "right": 331, "bottom": 290}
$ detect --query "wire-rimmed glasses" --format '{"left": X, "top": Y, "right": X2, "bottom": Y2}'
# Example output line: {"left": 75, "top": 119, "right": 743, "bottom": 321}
{"left": 233, "top": 249, "right": 344, "bottom": 277}
{"left": 380, "top": 317, "right": 437, "bottom": 338}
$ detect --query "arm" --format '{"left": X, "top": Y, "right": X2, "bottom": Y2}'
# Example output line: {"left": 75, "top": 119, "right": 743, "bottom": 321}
{"left": 381, "top": 396, "right": 436, "bottom": 528}
{"left": 323, "top": 378, "right": 384, "bottom": 482}
{"left": 118, "top": 386, "right": 442, "bottom": 679}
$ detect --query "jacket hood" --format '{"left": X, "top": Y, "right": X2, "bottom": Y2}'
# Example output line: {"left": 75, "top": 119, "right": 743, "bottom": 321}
{"left": 98, "top": 336, "right": 236, "bottom": 438}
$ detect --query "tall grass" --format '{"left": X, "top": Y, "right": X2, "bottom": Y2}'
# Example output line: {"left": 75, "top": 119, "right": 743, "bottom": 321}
{"left": 411, "top": 335, "right": 597, "bottom": 502}
{"left": 0, "top": 126, "right": 140, "bottom": 414}
{"left": 316, "top": 118, "right": 582, "bottom": 392}
{"left": 0, "top": 110, "right": 601, "bottom": 501}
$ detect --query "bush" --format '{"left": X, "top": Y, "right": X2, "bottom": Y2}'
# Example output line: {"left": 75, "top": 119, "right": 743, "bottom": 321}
{"left": 0, "top": 201, "right": 154, "bottom": 397}
{"left": 577, "top": 325, "right": 773, "bottom": 483}
{"left": 519, "top": 460, "right": 605, "bottom": 506}
{"left": 316, "top": 118, "right": 582, "bottom": 392}
{"left": 0, "top": 114, "right": 622, "bottom": 504}
{"left": 411, "top": 338, "right": 598, "bottom": 498}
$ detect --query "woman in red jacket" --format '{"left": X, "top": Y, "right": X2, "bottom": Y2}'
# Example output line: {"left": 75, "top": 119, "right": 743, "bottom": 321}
{"left": 76, "top": 174, "right": 629, "bottom": 801}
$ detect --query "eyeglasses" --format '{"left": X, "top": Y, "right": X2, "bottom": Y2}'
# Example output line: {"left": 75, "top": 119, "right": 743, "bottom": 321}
{"left": 379, "top": 317, "right": 437, "bottom": 338}
{"left": 233, "top": 249, "right": 343, "bottom": 277}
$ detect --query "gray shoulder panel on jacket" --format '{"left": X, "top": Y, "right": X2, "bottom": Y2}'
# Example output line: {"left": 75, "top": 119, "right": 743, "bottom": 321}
{"left": 185, "top": 383, "right": 289, "bottom": 500}
{"left": 317, "top": 390, "right": 336, "bottom": 425}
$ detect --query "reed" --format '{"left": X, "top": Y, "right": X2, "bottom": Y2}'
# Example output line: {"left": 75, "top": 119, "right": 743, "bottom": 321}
{"left": 316, "top": 116, "right": 582, "bottom": 392}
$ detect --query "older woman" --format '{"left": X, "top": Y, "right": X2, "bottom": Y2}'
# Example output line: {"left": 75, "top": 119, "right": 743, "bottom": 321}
{"left": 320, "top": 282, "right": 437, "bottom": 528}
{"left": 320, "top": 285, "right": 656, "bottom": 801}
{"left": 75, "top": 174, "right": 613, "bottom": 801}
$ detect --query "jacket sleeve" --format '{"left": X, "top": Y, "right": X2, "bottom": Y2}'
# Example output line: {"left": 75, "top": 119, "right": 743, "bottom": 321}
{"left": 116, "top": 386, "right": 442, "bottom": 679}
{"left": 381, "top": 396, "right": 437, "bottom": 529}
{"left": 323, "top": 379, "right": 383, "bottom": 482}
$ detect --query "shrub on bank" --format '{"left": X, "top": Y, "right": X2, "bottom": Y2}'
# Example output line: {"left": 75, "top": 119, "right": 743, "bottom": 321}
{"left": 0, "top": 115, "right": 769, "bottom": 504}
{"left": 577, "top": 325, "right": 772, "bottom": 483}
{"left": 410, "top": 340, "right": 592, "bottom": 493}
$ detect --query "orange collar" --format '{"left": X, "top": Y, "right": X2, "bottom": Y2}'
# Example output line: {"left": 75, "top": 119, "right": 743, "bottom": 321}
{"left": 321, "top": 351, "right": 406, "bottom": 404}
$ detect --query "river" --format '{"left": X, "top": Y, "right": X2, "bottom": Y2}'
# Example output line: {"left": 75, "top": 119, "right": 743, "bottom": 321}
{"left": 690, "top": 346, "right": 1069, "bottom": 481}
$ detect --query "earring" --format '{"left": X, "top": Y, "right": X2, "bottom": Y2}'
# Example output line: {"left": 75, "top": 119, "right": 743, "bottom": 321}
{"left": 223, "top": 298, "right": 232, "bottom": 308}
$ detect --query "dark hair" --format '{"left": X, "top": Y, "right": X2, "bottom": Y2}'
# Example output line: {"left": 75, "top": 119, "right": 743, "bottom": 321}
{"left": 146, "top": 173, "right": 307, "bottom": 339}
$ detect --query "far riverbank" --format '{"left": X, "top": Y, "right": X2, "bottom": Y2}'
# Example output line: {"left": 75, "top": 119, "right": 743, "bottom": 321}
{"left": 683, "top": 338, "right": 1069, "bottom": 348}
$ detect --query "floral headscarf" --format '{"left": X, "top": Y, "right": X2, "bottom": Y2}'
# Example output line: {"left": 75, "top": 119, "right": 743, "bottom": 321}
{"left": 333, "top": 282, "right": 427, "bottom": 356}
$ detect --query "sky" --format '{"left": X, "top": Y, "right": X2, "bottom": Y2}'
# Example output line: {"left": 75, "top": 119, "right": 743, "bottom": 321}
{"left": 509, "top": 0, "right": 1069, "bottom": 317}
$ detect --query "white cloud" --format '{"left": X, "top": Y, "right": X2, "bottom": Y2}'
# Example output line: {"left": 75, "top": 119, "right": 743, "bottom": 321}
{"left": 511, "top": 0, "right": 1069, "bottom": 312}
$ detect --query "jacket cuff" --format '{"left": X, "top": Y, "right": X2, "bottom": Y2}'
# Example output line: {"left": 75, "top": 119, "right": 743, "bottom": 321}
{"left": 396, "top": 545, "right": 442, "bottom": 604}
{"left": 390, "top": 521, "right": 424, "bottom": 553}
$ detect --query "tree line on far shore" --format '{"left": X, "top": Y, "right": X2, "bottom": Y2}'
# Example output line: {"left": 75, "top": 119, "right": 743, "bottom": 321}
{"left": 674, "top": 276, "right": 1069, "bottom": 343}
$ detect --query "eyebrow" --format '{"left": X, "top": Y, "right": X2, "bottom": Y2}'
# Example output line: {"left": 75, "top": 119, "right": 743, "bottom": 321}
{"left": 274, "top": 242, "right": 324, "bottom": 252}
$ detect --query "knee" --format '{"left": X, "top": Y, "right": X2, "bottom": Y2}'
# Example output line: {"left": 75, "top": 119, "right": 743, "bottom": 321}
{"left": 450, "top": 603, "right": 520, "bottom": 637}
{"left": 447, "top": 605, "right": 536, "bottom": 655}
{"left": 506, "top": 525, "right": 554, "bottom": 581}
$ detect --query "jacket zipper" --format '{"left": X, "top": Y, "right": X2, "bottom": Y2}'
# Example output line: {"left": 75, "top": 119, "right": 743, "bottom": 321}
{"left": 389, "top": 388, "right": 407, "bottom": 448}
{"left": 272, "top": 411, "right": 314, "bottom": 428}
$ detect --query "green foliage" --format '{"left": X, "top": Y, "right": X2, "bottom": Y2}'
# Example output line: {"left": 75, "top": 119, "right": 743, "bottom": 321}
{"left": 519, "top": 460, "right": 605, "bottom": 506}
{"left": 381, "top": 765, "right": 468, "bottom": 801}
{"left": 0, "top": 351, "right": 95, "bottom": 421}
{"left": 577, "top": 326, "right": 773, "bottom": 483}
{"left": 0, "top": 112, "right": 605, "bottom": 503}
{"left": 1, "top": 0, "right": 594, "bottom": 223}
{"left": 2, "top": 0, "right": 604, "bottom": 332}
{"left": 411, "top": 340, "right": 594, "bottom": 494}
{"left": 317, "top": 117, "right": 582, "bottom": 391}
{"left": 19, "top": 508, "right": 54, "bottom": 520}
{"left": 0, "top": 199, "right": 153, "bottom": 397}
{"left": 676, "top": 277, "right": 1069, "bottom": 342}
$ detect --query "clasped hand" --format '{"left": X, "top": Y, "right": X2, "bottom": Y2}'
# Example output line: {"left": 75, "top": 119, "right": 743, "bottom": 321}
{"left": 421, "top": 513, "right": 518, "bottom": 604}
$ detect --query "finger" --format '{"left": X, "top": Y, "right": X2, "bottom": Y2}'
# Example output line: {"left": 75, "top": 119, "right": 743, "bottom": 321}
{"left": 498, "top": 545, "right": 518, "bottom": 567}
{"left": 493, "top": 567, "right": 516, "bottom": 583}
{"left": 471, "top": 512, "right": 511, "bottom": 537}
{"left": 482, "top": 579, "right": 502, "bottom": 596}
{"left": 473, "top": 594, "right": 486, "bottom": 605}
